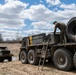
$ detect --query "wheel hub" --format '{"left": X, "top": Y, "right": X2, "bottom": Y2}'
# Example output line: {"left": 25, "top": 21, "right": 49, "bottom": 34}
{"left": 29, "top": 53, "right": 33, "bottom": 61}
{"left": 21, "top": 53, "right": 25, "bottom": 60}
{"left": 58, "top": 55, "right": 65, "bottom": 65}
{"left": 60, "top": 57, "right": 64, "bottom": 62}
{"left": 22, "top": 55, "right": 25, "bottom": 60}
{"left": 30, "top": 55, "right": 33, "bottom": 60}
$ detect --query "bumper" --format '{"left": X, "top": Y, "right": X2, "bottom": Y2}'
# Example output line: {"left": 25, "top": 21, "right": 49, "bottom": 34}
{"left": 0, "top": 53, "right": 13, "bottom": 57}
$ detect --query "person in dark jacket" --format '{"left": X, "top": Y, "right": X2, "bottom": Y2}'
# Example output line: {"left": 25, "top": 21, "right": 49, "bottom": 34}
{"left": 53, "top": 21, "right": 66, "bottom": 43}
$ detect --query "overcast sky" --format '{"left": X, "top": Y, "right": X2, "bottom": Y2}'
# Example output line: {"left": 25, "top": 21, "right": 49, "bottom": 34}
{"left": 0, "top": 0, "right": 76, "bottom": 40}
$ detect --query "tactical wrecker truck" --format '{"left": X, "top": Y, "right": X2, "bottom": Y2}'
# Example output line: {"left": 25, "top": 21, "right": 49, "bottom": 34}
{"left": 19, "top": 17, "right": 76, "bottom": 71}
{"left": 0, "top": 47, "right": 13, "bottom": 62}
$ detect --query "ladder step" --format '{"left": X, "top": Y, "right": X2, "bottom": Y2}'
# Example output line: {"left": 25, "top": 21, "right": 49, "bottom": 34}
{"left": 38, "top": 42, "right": 49, "bottom": 71}
{"left": 38, "top": 58, "right": 45, "bottom": 71}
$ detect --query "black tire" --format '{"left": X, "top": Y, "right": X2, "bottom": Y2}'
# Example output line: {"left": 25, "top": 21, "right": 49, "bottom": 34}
{"left": 53, "top": 48, "right": 74, "bottom": 71}
{"left": 0, "top": 58, "right": 4, "bottom": 62}
{"left": 66, "top": 17, "right": 76, "bottom": 42}
{"left": 8, "top": 57, "right": 12, "bottom": 62}
{"left": 28, "top": 50, "right": 39, "bottom": 65}
{"left": 47, "top": 57, "right": 53, "bottom": 63}
{"left": 20, "top": 50, "right": 28, "bottom": 64}
{"left": 73, "top": 52, "right": 76, "bottom": 68}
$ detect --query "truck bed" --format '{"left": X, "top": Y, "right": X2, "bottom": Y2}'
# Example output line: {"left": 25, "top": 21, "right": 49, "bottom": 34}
{"left": 28, "top": 42, "right": 76, "bottom": 47}
{"left": 54, "top": 43, "right": 76, "bottom": 47}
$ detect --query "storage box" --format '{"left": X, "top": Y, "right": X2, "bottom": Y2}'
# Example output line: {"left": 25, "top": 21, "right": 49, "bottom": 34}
{"left": 32, "top": 33, "right": 46, "bottom": 45}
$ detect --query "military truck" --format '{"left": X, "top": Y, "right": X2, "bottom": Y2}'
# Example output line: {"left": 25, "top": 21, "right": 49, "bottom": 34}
{"left": 0, "top": 47, "right": 13, "bottom": 62}
{"left": 19, "top": 17, "right": 76, "bottom": 71}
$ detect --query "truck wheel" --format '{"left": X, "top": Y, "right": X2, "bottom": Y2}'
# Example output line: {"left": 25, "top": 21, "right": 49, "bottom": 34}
{"left": 20, "top": 50, "right": 28, "bottom": 64}
{"left": 66, "top": 17, "right": 76, "bottom": 42}
{"left": 28, "top": 50, "right": 39, "bottom": 65}
{"left": 73, "top": 52, "right": 76, "bottom": 68}
{"left": 53, "top": 48, "right": 73, "bottom": 71}
{"left": 8, "top": 57, "right": 12, "bottom": 62}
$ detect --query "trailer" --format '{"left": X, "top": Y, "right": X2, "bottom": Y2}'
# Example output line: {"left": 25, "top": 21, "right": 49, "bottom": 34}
{"left": 19, "top": 17, "right": 76, "bottom": 71}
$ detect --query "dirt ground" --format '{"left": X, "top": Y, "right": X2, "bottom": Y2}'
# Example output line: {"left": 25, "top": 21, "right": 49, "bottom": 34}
{"left": 0, "top": 43, "right": 76, "bottom": 75}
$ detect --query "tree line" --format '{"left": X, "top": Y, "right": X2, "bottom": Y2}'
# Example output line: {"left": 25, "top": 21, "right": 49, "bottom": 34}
{"left": 0, "top": 33, "right": 22, "bottom": 43}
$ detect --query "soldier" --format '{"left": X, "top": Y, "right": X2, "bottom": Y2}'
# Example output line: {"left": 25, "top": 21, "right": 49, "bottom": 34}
{"left": 53, "top": 21, "right": 66, "bottom": 44}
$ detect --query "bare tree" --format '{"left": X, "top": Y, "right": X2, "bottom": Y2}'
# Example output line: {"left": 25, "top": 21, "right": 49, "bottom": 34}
{"left": 0, "top": 33, "right": 3, "bottom": 43}
{"left": 15, "top": 32, "right": 22, "bottom": 43}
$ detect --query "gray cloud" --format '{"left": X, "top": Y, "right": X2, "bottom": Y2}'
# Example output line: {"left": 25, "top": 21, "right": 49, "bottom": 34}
{"left": 0, "top": 0, "right": 28, "bottom": 40}
{"left": 0, "top": 0, "right": 28, "bottom": 29}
